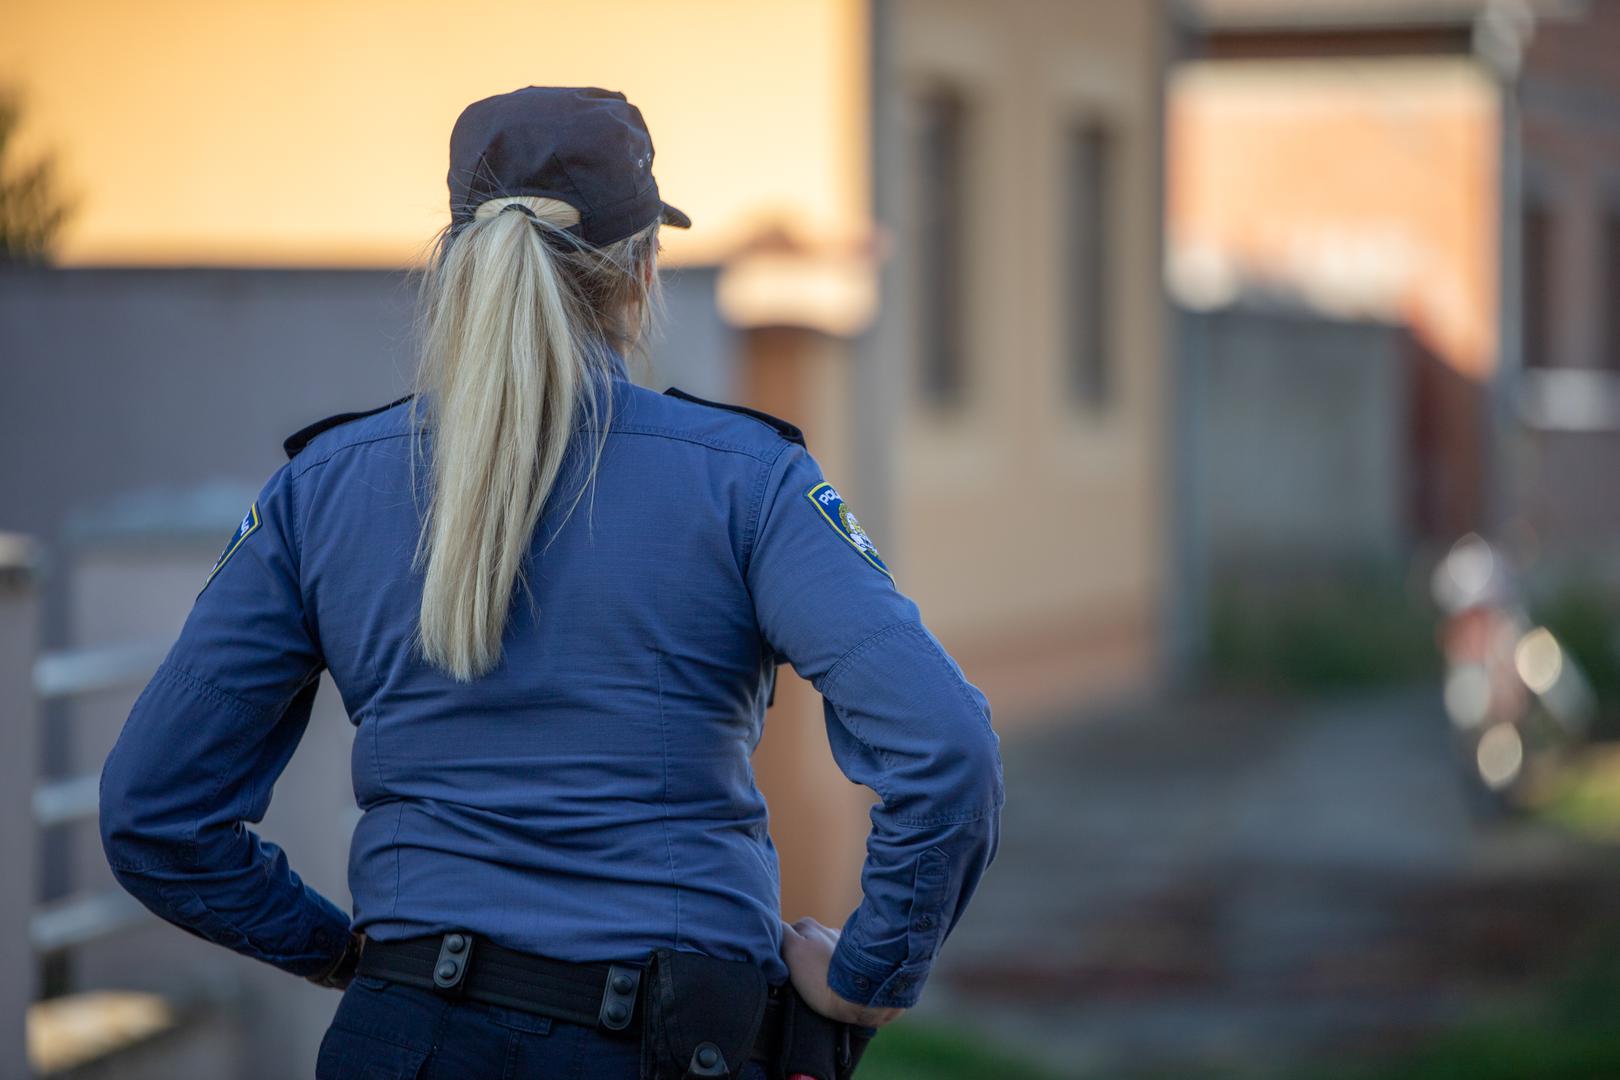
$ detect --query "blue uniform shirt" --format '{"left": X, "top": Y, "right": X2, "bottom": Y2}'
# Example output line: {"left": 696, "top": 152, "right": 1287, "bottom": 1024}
{"left": 99, "top": 349, "right": 1005, "bottom": 1009}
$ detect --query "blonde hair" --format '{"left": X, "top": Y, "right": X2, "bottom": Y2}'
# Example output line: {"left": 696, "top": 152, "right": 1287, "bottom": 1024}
{"left": 408, "top": 194, "right": 664, "bottom": 681}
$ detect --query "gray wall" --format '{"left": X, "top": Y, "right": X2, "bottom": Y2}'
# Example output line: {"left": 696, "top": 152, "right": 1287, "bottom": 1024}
{"left": 0, "top": 262, "right": 734, "bottom": 645}
{"left": 1178, "top": 303, "right": 1409, "bottom": 572}
{"left": 1169, "top": 303, "right": 1412, "bottom": 673}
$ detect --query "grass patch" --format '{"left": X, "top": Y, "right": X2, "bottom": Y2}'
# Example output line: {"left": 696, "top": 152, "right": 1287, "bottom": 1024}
{"left": 1302, "top": 927, "right": 1620, "bottom": 1080}
{"left": 857, "top": 1018, "right": 1064, "bottom": 1080}
{"left": 1535, "top": 746, "right": 1620, "bottom": 842}
{"left": 1208, "top": 568, "right": 1438, "bottom": 695}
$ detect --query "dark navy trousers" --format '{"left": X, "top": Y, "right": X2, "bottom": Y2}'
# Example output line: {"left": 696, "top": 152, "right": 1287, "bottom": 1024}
{"left": 316, "top": 974, "right": 773, "bottom": 1080}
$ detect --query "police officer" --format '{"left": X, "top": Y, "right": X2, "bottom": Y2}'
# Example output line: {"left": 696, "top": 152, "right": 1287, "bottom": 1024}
{"left": 99, "top": 86, "right": 1004, "bottom": 1080}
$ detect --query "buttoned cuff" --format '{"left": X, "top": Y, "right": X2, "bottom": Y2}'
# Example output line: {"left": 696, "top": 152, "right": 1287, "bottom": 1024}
{"left": 289, "top": 905, "right": 356, "bottom": 979}
{"left": 826, "top": 934, "right": 931, "bottom": 1009}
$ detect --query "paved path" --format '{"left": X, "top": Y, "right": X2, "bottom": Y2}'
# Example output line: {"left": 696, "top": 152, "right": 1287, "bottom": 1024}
{"left": 915, "top": 688, "right": 1620, "bottom": 1077}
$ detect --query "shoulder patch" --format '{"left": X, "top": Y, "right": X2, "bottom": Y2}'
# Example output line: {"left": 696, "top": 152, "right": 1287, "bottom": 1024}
{"left": 200, "top": 501, "right": 260, "bottom": 594}
{"left": 662, "top": 386, "right": 805, "bottom": 447}
{"left": 805, "top": 481, "right": 891, "bottom": 579}
{"left": 283, "top": 394, "right": 414, "bottom": 460}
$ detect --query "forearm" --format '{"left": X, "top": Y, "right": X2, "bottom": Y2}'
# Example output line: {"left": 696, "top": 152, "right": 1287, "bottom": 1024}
{"left": 100, "top": 663, "right": 349, "bottom": 977}
{"left": 827, "top": 806, "right": 1000, "bottom": 1008}
{"left": 816, "top": 625, "right": 1006, "bottom": 1008}
{"left": 106, "top": 829, "right": 351, "bottom": 977}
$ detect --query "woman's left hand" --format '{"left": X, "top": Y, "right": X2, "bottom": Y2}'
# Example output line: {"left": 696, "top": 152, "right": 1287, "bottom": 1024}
{"left": 779, "top": 917, "right": 903, "bottom": 1030}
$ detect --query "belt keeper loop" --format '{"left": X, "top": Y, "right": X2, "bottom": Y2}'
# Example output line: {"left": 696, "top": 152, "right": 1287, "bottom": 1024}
{"left": 599, "top": 962, "right": 640, "bottom": 1031}
{"left": 433, "top": 932, "right": 473, "bottom": 995}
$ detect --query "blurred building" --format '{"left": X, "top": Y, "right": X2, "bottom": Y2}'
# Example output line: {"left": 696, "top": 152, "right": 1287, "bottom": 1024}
{"left": 740, "top": 0, "right": 1172, "bottom": 967}
{"left": 1, "top": 2, "right": 1173, "bottom": 1076}
{"left": 1169, "top": 0, "right": 1620, "bottom": 584}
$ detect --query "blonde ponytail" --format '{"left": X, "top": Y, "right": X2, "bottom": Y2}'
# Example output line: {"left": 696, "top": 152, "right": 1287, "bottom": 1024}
{"left": 409, "top": 194, "right": 663, "bottom": 681}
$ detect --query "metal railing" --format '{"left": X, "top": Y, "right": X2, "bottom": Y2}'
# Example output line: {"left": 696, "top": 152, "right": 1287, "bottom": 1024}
{"left": 29, "top": 642, "right": 168, "bottom": 957}
{"left": 2, "top": 536, "right": 174, "bottom": 1077}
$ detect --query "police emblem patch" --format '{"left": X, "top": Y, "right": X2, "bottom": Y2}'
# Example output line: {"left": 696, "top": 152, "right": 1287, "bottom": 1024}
{"left": 805, "top": 482, "right": 891, "bottom": 579}
{"left": 202, "top": 502, "right": 260, "bottom": 591}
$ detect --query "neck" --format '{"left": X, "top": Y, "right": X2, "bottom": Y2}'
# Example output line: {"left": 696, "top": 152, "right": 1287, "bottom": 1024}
{"left": 595, "top": 336, "right": 631, "bottom": 383}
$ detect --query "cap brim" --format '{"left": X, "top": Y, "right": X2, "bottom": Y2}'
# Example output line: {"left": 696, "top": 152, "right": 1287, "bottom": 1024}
{"left": 660, "top": 201, "right": 692, "bottom": 229}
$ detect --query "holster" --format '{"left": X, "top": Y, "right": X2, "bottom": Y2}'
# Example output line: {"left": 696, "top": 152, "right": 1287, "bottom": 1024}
{"left": 639, "top": 948, "right": 769, "bottom": 1079}
{"left": 636, "top": 947, "right": 874, "bottom": 1080}
{"left": 775, "top": 986, "right": 872, "bottom": 1080}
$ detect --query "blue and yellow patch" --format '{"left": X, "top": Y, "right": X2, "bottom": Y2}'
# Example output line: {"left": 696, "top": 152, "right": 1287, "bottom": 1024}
{"left": 202, "top": 502, "right": 260, "bottom": 591}
{"left": 805, "top": 481, "right": 891, "bottom": 579}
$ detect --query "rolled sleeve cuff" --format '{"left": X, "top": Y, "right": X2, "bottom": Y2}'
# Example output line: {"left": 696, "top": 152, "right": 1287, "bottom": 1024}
{"left": 111, "top": 865, "right": 353, "bottom": 979}
{"left": 293, "top": 905, "right": 356, "bottom": 979}
{"left": 827, "top": 935, "right": 932, "bottom": 1009}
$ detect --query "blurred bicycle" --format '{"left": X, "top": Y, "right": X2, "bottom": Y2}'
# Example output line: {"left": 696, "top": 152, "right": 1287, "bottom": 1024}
{"left": 1432, "top": 534, "right": 1596, "bottom": 814}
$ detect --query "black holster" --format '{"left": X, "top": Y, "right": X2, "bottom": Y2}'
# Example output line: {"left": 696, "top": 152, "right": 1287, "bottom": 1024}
{"left": 639, "top": 948, "right": 768, "bottom": 1080}
{"left": 775, "top": 987, "right": 873, "bottom": 1080}
{"left": 637, "top": 948, "right": 872, "bottom": 1080}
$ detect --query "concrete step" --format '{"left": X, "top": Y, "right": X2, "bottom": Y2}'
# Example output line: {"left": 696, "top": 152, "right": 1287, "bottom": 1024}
{"left": 29, "top": 992, "right": 238, "bottom": 1080}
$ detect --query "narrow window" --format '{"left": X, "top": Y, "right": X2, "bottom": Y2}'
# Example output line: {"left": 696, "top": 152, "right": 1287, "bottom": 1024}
{"left": 1065, "top": 121, "right": 1113, "bottom": 407}
{"left": 1522, "top": 196, "right": 1554, "bottom": 368}
{"left": 913, "top": 88, "right": 969, "bottom": 408}
{"left": 1605, "top": 204, "right": 1620, "bottom": 371}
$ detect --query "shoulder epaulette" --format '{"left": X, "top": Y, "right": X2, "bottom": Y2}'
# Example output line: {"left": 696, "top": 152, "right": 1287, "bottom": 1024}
{"left": 283, "top": 394, "right": 414, "bottom": 460}
{"left": 662, "top": 387, "right": 805, "bottom": 447}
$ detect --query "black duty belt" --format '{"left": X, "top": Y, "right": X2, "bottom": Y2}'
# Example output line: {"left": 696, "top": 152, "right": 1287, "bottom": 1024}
{"left": 357, "top": 933, "right": 786, "bottom": 1063}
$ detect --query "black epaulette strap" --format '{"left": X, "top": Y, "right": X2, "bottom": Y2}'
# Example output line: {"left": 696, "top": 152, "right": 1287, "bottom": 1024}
{"left": 663, "top": 387, "right": 805, "bottom": 448}
{"left": 283, "top": 394, "right": 414, "bottom": 460}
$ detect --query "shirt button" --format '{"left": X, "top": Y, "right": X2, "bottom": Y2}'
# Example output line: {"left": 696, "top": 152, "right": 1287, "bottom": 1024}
{"left": 853, "top": 975, "right": 871, "bottom": 989}
{"left": 913, "top": 914, "right": 934, "bottom": 930}
{"left": 313, "top": 929, "right": 333, "bottom": 949}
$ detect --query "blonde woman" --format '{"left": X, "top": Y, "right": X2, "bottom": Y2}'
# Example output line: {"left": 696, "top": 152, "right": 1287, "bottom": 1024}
{"left": 99, "top": 86, "right": 1004, "bottom": 1080}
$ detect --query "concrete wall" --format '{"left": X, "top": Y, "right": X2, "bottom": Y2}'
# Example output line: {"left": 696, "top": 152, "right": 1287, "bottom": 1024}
{"left": 1170, "top": 302, "right": 1415, "bottom": 672}
{"left": 0, "top": 263, "right": 733, "bottom": 644}
{"left": 1178, "top": 305, "right": 1410, "bottom": 573}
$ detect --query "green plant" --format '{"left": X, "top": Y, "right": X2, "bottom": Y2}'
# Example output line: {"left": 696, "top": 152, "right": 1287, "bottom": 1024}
{"left": 1207, "top": 567, "right": 1439, "bottom": 695}
{"left": 1302, "top": 926, "right": 1620, "bottom": 1080}
{"left": 857, "top": 1019, "right": 1065, "bottom": 1080}
{"left": 0, "top": 86, "right": 76, "bottom": 262}
{"left": 1531, "top": 585, "right": 1620, "bottom": 738}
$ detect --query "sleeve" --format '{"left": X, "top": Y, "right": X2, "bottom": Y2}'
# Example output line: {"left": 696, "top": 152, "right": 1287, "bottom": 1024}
{"left": 747, "top": 442, "right": 1005, "bottom": 1009}
{"left": 97, "top": 459, "right": 352, "bottom": 978}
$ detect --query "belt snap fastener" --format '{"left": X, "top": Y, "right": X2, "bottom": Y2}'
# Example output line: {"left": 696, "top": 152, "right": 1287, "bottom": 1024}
{"left": 433, "top": 932, "right": 473, "bottom": 992}
{"left": 598, "top": 963, "right": 640, "bottom": 1032}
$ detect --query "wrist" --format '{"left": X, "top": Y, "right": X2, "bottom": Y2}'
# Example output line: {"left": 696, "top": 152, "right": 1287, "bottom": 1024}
{"left": 306, "top": 931, "right": 362, "bottom": 990}
{"left": 827, "top": 935, "right": 930, "bottom": 1009}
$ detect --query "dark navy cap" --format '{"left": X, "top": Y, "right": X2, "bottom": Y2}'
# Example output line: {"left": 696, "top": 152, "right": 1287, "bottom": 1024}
{"left": 448, "top": 86, "right": 690, "bottom": 246}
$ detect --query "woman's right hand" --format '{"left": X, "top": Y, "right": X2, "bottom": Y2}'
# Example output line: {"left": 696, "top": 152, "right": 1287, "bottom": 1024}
{"left": 780, "top": 916, "right": 904, "bottom": 1030}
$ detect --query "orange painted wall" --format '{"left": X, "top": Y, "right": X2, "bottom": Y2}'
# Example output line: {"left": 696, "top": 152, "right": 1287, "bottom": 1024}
{"left": 1168, "top": 58, "right": 1500, "bottom": 377}
{"left": 2, "top": 0, "right": 869, "bottom": 268}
